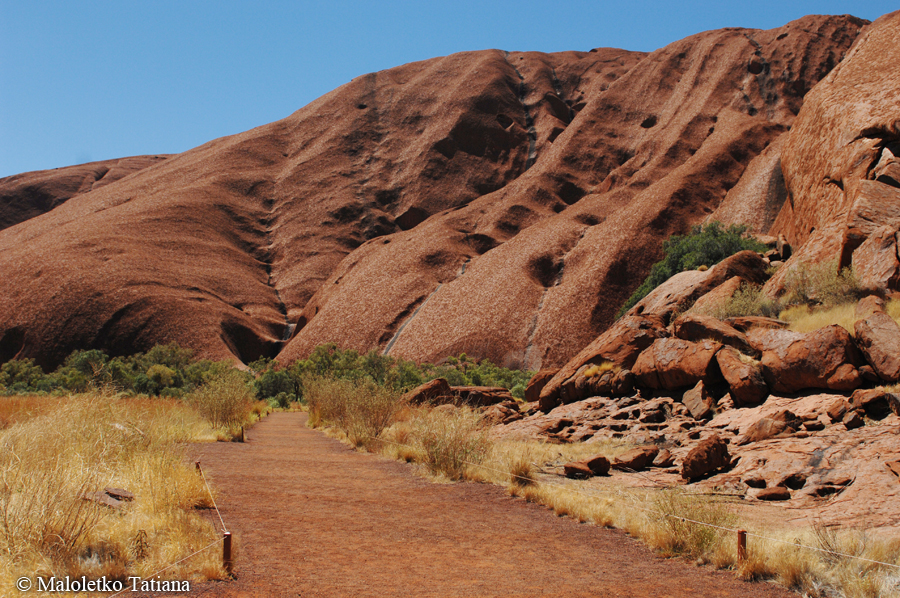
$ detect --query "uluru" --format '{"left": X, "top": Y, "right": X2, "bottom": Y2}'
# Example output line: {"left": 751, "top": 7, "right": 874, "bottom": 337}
{"left": 0, "top": 11, "right": 896, "bottom": 373}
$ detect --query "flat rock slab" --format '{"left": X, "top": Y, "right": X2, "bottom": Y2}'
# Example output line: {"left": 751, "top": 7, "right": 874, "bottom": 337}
{"left": 137, "top": 413, "right": 794, "bottom": 598}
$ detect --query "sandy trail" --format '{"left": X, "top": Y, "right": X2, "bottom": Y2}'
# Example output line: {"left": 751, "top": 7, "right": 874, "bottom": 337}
{"left": 146, "top": 412, "right": 793, "bottom": 597}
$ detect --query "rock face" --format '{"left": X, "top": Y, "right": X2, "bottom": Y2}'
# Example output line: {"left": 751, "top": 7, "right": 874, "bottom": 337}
{"left": 854, "top": 311, "right": 900, "bottom": 382}
{"left": 767, "top": 11, "right": 900, "bottom": 296}
{"left": 0, "top": 156, "right": 169, "bottom": 232}
{"left": 0, "top": 16, "right": 864, "bottom": 369}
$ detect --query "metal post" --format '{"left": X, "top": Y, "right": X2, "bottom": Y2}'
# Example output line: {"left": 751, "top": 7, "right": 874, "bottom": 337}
{"left": 240, "top": 426, "right": 244, "bottom": 443}
{"left": 223, "top": 532, "right": 233, "bottom": 577}
{"left": 737, "top": 529, "right": 747, "bottom": 562}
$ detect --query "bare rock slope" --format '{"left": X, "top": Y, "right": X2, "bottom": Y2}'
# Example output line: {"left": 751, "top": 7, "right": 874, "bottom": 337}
{"left": 0, "top": 16, "right": 866, "bottom": 368}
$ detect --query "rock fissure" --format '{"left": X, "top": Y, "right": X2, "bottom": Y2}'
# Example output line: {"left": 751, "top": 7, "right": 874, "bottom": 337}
{"left": 503, "top": 52, "right": 538, "bottom": 170}
{"left": 382, "top": 284, "right": 443, "bottom": 356}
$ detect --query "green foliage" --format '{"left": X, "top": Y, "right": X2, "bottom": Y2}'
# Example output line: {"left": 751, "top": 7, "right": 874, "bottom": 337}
{"left": 618, "top": 222, "right": 767, "bottom": 317}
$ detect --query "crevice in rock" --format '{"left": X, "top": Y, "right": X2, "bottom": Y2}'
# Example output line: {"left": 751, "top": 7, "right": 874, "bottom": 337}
{"left": 382, "top": 284, "right": 443, "bottom": 355}
{"left": 504, "top": 52, "right": 538, "bottom": 170}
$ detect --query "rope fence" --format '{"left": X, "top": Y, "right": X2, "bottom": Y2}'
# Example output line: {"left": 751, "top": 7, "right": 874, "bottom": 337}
{"left": 107, "top": 458, "right": 233, "bottom": 597}
{"left": 373, "top": 435, "right": 900, "bottom": 571}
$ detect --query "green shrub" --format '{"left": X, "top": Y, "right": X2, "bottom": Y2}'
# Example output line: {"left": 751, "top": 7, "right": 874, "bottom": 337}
{"left": 186, "top": 370, "right": 255, "bottom": 432}
{"left": 618, "top": 222, "right": 766, "bottom": 317}
{"left": 303, "top": 375, "right": 401, "bottom": 448}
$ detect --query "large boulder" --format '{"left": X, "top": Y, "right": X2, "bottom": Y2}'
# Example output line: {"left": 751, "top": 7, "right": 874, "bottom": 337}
{"left": 737, "top": 410, "right": 802, "bottom": 445}
{"left": 747, "top": 325, "right": 863, "bottom": 393}
{"left": 612, "top": 446, "right": 659, "bottom": 472}
{"left": 681, "top": 434, "right": 730, "bottom": 481}
{"left": 632, "top": 338, "right": 722, "bottom": 390}
{"left": 450, "top": 386, "right": 514, "bottom": 407}
{"left": 715, "top": 346, "right": 769, "bottom": 405}
{"left": 564, "top": 455, "right": 611, "bottom": 479}
{"left": 673, "top": 313, "right": 757, "bottom": 357}
{"left": 688, "top": 276, "right": 745, "bottom": 317}
{"left": 539, "top": 314, "right": 667, "bottom": 411}
{"left": 854, "top": 311, "right": 900, "bottom": 383}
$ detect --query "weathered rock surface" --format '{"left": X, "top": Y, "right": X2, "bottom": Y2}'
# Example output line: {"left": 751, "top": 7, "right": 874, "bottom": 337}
{"left": 748, "top": 325, "right": 862, "bottom": 392}
{"left": 673, "top": 313, "right": 757, "bottom": 357}
{"left": 628, "top": 251, "right": 769, "bottom": 323}
{"left": 852, "top": 226, "right": 900, "bottom": 292}
{"left": 564, "top": 455, "right": 611, "bottom": 479}
{"left": 854, "top": 311, "right": 900, "bottom": 382}
{"left": 632, "top": 338, "right": 722, "bottom": 390}
{"left": 0, "top": 156, "right": 169, "bottom": 232}
{"left": 0, "top": 16, "right": 864, "bottom": 368}
{"left": 682, "top": 380, "right": 714, "bottom": 420}
{"left": 404, "top": 378, "right": 452, "bottom": 405}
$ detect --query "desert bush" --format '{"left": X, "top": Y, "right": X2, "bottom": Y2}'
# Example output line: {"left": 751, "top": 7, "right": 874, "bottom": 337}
{"left": 692, "top": 282, "right": 782, "bottom": 319}
{"left": 618, "top": 222, "right": 767, "bottom": 316}
{"left": 0, "top": 392, "right": 222, "bottom": 592}
{"left": 782, "top": 260, "right": 861, "bottom": 308}
{"left": 186, "top": 369, "right": 255, "bottom": 434}
{"left": 303, "top": 375, "right": 402, "bottom": 448}
{"left": 410, "top": 407, "right": 491, "bottom": 480}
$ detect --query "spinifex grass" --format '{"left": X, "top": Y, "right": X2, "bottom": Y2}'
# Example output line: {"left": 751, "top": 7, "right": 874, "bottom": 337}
{"left": 0, "top": 392, "right": 226, "bottom": 593}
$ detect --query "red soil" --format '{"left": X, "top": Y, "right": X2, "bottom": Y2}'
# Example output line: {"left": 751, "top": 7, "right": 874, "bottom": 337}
{"left": 143, "top": 413, "right": 795, "bottom": 597}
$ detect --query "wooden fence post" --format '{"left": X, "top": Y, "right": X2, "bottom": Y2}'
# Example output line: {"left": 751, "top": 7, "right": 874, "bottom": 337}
{"left": 223, "top": 532, "right": 233, "bottom": 577}
{"left": 737, "top": 529, "right": 747, "bottom": 563}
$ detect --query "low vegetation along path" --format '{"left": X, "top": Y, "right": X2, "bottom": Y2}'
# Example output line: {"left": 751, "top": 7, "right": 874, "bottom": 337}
{"left": 176, "top": 413, "right": 791, "bottom": 597}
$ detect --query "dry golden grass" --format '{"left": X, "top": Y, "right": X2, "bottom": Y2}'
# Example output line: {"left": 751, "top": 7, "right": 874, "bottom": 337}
{"left": 780, "top": 303, "right": 859, "bottom": 334}
{"left": 0, "top": 392, "right": 227, "bottom": 594}
{"left": 186, "top": 371, "right": 269, "bottom": 440}
{"left": 304, "top": 375, "right": 402, "bottom": 449}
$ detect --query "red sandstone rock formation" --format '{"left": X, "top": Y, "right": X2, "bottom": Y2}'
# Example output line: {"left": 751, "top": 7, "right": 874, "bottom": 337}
{"left": 0, "top": 156, "right": 169, "bottom": 232}
{"left": 0, "top": 15, "right": 866, "bottom": 369}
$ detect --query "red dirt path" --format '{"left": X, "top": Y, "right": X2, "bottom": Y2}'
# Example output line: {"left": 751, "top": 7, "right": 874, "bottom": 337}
{"left": 167, "top": 413, "right": 794, "bottom": 597}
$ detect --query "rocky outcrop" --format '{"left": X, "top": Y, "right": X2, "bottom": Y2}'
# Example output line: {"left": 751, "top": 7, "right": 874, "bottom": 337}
{"left": 673, "top": 313, "right": 757, "bottom": 357}
{"left": 715, "top": 347, "right": 769, "bottom": 405}
{"left": 564, "top": 455, "right": 610, "bottom": 479}
{"left": 524, "top": 369, "right": 559, "bottom": 402}
{"left": 851, "top": 226, "right": 900, "bottom": 292}
{"left": 627, "top": 251, "right": 769, "bottom": 323}
{"left": 403, "top": 379, "right": 512, "bottom": 407}
{"left": 612, "top": 446, "right": 659, "bottom": 472}
{"left": 767, "top": 11, "right": 899, "bottom": 296}
{"left": 538, "top": 314, "right": 667, "bottom": 411}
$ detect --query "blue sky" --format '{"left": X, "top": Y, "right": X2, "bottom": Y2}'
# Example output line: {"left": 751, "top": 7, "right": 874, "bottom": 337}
{"left": 1, "top": 1, "right": 895, "bottom": 178}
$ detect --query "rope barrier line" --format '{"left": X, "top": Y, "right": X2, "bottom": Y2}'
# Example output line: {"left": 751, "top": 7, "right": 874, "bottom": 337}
{"left": 107, "top": 538, "right": 222, "bottom": 598}
{"left": 371, "top": 435, "right": 900, "bottom": 570}
{"left": 104, "top": 460, "right": 231, "bottom": 595}
{"left": 198, "top": 463, "right": 228, "bottom": 533}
